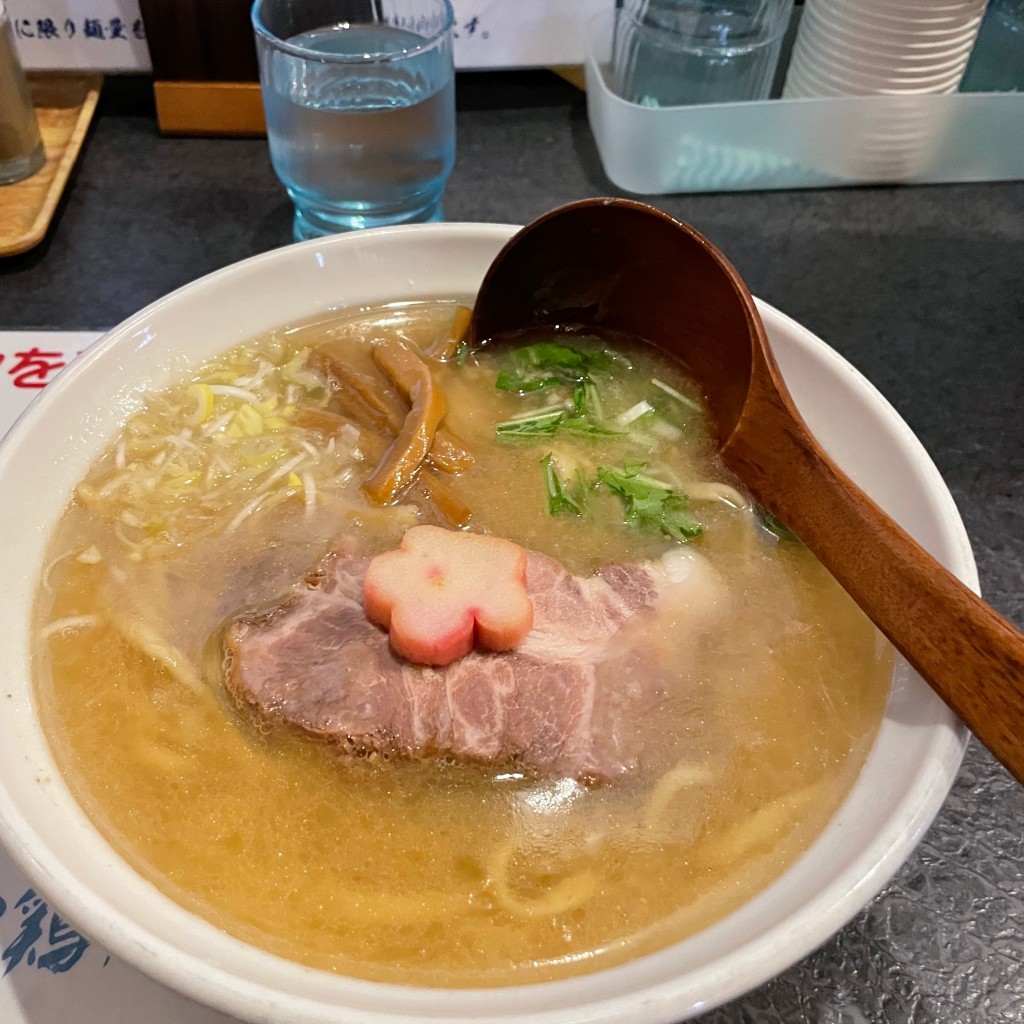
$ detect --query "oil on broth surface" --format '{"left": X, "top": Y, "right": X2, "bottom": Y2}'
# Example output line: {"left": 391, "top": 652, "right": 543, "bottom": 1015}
{"left": 34, "top": 302, "right": 891, "bottom": 986}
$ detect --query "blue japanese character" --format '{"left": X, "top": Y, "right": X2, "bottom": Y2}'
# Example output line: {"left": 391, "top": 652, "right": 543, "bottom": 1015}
{"left": 64, "top": 19, "right": 76, "bottom": 39}
{"left": 0, "top": 890, "right": 92, "bottom": 976}
{"left": 83, "top": 18, "right": 105, "bottom": 40}
{"left": 16, "top": 19, "right": 35, "bottom": 38}
{"left": 2, "top": 891, "right": 46, "bottom": 975}
{"left": 36, "top": 914, "right": 90, "bottom": 974}
{"left": 36, "top": 18, "right": 60, "bottom": 39}
{"left": 132, "top": 18, "right": 147, "bottom": 41}
{"left": 465, "top": 16, "right": 479, "bottom": 35}
{"left": 108, "top": 17, "right": 127, "bottom": 40}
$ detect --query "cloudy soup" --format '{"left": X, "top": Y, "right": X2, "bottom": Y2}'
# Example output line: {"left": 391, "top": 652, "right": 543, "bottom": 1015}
{"left": 34, "top": 301, "right": 891, "bottom": 986}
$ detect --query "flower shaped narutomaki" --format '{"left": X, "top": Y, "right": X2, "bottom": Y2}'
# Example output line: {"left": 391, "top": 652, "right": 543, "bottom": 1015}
{"left": 363, "top": 525, "right": 534, "bottom": 667}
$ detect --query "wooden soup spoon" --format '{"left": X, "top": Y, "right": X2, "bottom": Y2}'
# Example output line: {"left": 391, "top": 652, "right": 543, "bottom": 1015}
{"left": 467, "top": 197, "right": 1024, "bottom": 784}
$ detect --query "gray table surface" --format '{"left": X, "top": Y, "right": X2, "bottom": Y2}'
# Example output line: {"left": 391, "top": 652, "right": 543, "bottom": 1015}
{"left": 1, "top": 74, "right": 1022, "bottom": 1024}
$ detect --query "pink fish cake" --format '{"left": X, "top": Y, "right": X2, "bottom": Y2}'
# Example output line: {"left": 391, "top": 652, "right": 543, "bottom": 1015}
{"left": 363, "top": 525, "right": 533, "bottom": 666}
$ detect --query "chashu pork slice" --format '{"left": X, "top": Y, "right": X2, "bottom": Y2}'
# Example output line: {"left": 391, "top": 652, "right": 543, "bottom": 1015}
{"left": 224, "top": 544, "right": 721, "bottom": 782}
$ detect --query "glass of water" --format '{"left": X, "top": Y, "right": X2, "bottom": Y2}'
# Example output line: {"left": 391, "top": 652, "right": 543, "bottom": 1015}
{"left": 0, "top": 3, "right": 44, "bottom": 186}
{"left": 252, "top": 0, "right": 455, "bottom": 240}
{"left": 611, "top": 0, "right": 793, "bottom": 108}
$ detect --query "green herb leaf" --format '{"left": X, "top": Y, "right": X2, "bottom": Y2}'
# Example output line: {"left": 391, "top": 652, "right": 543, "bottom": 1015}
{"left": 573, "top": 381, "right": 588, "bottom": 415}
{"left": 756, "top": 506, "right": 799, "bottom": 543}
{"left": 495, "top": 409, "right": 565, "bottom": 442}
{"left": 561, "top": 416, "right": 624, "bottom": 437}
{"left": 495, "top": 370, "right": 564, "bottom": 394}
{"left": 541, "top": 453, "right": 585, "bottom": 517}
{"left": 597, "top": 463, "right": 702, "bottom": 541}
{"left": 495, "top": 342, "right": 619, "bottom": 395}
{"left": 495, "top": 341, "right": 629, "bottom": 440}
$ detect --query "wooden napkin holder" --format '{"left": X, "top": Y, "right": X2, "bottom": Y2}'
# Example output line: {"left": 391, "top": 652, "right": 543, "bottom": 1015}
{"left": 138, "top": 0, "right": 265, "bottom": 136}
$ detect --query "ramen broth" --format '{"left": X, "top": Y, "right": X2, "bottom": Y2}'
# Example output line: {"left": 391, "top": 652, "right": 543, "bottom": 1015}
{"left": 34, "top": 301, "right": 891, "bottom": 986}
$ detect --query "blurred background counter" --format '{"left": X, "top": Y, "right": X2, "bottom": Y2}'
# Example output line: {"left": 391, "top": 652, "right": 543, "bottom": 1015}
{"left": 0, "top": 71, "right": 1023, "bottom": 1023}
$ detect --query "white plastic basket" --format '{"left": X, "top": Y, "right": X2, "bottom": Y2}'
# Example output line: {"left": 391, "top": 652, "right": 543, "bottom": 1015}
{"left": 585, "top": 11, "right": 1024, "bottom": 194}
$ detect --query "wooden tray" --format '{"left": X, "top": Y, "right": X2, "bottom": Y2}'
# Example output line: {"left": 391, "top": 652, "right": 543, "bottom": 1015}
{"left": 0, "top": 74, "right": 102, "bottom": 258}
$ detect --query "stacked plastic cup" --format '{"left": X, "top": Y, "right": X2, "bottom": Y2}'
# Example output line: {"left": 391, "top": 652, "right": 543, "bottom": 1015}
{"left": 781, "top": 0, "right": 987, "bottom": 180}
{"left": 783, "top": 0, "right": 988, "bottom": 99}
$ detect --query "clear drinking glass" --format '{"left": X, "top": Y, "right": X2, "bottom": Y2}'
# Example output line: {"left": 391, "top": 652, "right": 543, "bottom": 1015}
{"left": 0, "top": 2, "right": 44, "bottom": 186}
{"left": 252, "top": 0, "right": 456, "bottom": 240}
{"left": 611, "top": 0, "right": 794, "bottom": 107}
{"left": 960, "top": 0, "right": 1024, "bottom": 93}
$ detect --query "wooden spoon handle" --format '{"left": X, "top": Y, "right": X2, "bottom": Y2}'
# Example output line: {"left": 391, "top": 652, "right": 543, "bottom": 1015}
{"left": 728, "top": 401, "right": 1024, "bottom": 783}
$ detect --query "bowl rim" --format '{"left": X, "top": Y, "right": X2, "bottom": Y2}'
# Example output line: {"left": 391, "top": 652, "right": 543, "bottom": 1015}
{"left": 0, "top": 221, "right": 970, "bottom": 1024}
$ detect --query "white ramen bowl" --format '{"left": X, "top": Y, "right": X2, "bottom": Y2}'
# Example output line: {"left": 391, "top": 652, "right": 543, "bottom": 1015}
{"left": 0, "top": 222, "right": 970, "bottom": 1023}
